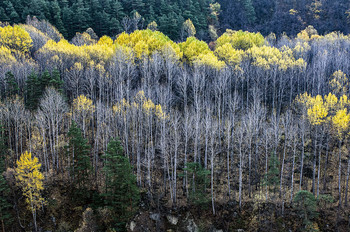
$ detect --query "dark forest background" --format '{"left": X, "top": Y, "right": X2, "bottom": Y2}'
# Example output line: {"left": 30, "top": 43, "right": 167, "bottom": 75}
{"left": 1, "top": 0, "right": 349, "bottom": 41}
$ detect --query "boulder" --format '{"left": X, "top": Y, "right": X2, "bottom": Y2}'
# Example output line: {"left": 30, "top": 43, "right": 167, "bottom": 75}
{"left": 166, "top": 215, "right": 179, "bottom": 225}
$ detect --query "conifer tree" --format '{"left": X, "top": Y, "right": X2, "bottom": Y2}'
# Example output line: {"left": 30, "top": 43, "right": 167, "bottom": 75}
{"left": 103, "top": 138, "right": 139, "bottom": 230}
{"left": 0, "top": 125, "right": 12, "bottom": 232}
{"left": 183, "top": 162, "right": 210, "bottom": 208}
{"left": 264, "top": 152, "right": 280, "bottom": 195}
{"left": 66, "top": 121, "right": 91, "bottom": 200}
{"left": 4, "top": 71, "right": 19, "bottom": 99}
{"left": 25, "top": 72, "right": 40, "bottom": 110}
{"left": 49, "top": 69, "right": 63, "bottom": 92}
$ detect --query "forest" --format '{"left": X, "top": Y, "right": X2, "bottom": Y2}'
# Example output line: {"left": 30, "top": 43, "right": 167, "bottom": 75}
{"left": 1, "top": 1, "right": 350, "bottom": 232}
{"left": 1, "top": 0, "right": 350, "bottom": 41}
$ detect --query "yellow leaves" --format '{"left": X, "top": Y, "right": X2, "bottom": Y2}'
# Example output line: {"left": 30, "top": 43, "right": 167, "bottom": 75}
{"left": 38, "top": 37, "right": 115, "bottom": 68}
{"left": 155, "top": 104, "right": 168, "bottom": 120}
{"left": 215, "top": 43, "right": 244, "bottom": 66}
{"left": 182, "top": 19, "right": 196, "bottom": 37}
{"left": 113, "top": 98, "right": 130, "bottom": 114}
{"left": 324, "top": 93, "right": 338, "bottom": 110}
{"left": 0, "top": 25, "right": 33, "bottom": 54}
{"left": 97, "top": 35, "right": 113, "bottom": 47}
{"left": 134, "top": 40, "right": 150, "bottom": 58}
{"left": 73, "top": 95, "right": 95, "bottom": 113}
{"left": 297, "top": 25, "right": 318, "bottom": 41}
{"left": 307, "top": 95, "right": 328, "bottom": 125}
{"left": 73, "top": 62, "right": 83, "bottom": 71}
{"left": 143, "top": 99, "right": 155, "bottom": 114}
{"left": 113, "top": 91, "right": 168, "bottom": 120}
{"left": 297, "top": 92, "right": 350, "bottom": 138}
{"left": 116, "top": 30, "right": 182, "bottom": 60}
{"left": 245, "top": 45, "right": 306, "bottom": 70}
{"left": 289, "top": 9, "right": 298, "bottom": 15}
{"left": 180, "top": 37, "right": 210, "bottom": 63}
{"left": 15, "top": 151, "right": 44, "bottom": 212}
{"left": 0, "top": 46, "right": 16, "bottom": 65}
{"left": 330, "top": 70, "right": 348, "bottom": 96}
{"left": 216, "top": 29, "right": 265, "bottom": 51}
{"left": 332, "top": 108, "right": 350, "bottom": 138}
{"left": 194, "top": 52, "right": 225, "bottom": 70}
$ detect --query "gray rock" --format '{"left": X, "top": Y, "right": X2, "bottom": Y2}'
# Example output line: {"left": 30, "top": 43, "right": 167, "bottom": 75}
{"left": 150, "top": 213, "right": 160, "bottom": 221}
{"left": 186, "top": 219, "right": 199, "bottom": 232}
{"left": 237, "top": 229, "right": 244, "bottom": 232}
{"left": 166, "top": 215, "right": 179, "bottom": 225}
{"left": 130, "top": 221, "right": 136, "bottom": 231}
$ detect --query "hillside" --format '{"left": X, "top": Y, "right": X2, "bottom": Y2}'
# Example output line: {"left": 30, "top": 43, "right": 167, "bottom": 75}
{"left": 1, "top": 8, "right": 350, "bottom": 232}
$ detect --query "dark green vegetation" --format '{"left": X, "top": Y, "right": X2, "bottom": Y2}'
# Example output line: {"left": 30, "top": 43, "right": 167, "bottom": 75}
{"left": 0, "top": 0, "right": 212, "bottom": 40}
{"left": 2, "top": 0, "right": 350, "bottom": 41}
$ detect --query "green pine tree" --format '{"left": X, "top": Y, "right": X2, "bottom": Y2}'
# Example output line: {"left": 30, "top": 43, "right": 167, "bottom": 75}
{"left": 50, "top": 0, "right": 66, "bottom": 35}
{"left": 49, "top": 69, "right": 63, "bottom": 92}
{"left": 25, "top": 72, "right": 41, "bottom": 110}
{"left": 4, "top": 71, "right": 19, "bottom": 99}
{"left": 0, "top": 7, "right": 10, "bottom": 22}
{"left": 0, "top": 125, "right": 12, "bottom": 231}
{"left": 103, "top": 138, "right": 140, "bottom": 231}
{"left": 183, "top": 162, "right": 210, "bottom": 208}
{"left": 293, "top": 190, "right": 319, "bottom": 230}
{"left": 5, "top": 1, "right": 19, "bottom": 23}
{"left": 66, "top": 121, "right": 92, "bottom": 201}
{"left": 264, "top": 152, "right": 280, "bottom": 194}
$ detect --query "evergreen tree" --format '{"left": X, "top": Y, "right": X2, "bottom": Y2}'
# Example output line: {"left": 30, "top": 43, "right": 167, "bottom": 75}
{"left": 0, "top": 7, "right": 10, "bottom": 22}
{"left": 293, "top": 190, "right": 319, "bottom": 230}
{"left": 66, "top": 121, "right": 91, "bottom": 200}
{"left": 242, "top": 0, "right": 256, "bottom": 24}
{"left": 103, "top": 138, "right": 139, "bottom": 230}
{"left": 49, "top": 69, "right": 63, "bottom": 92}
{"left": 25, "top": 72, "right": 41, "bottom": 110}
{"left": 5, "top": 1, "right": 20, "bottom": 23}
{"left": 264, "top": 152, "right": 280, "bottom": 194}
{"left": 71, "top": 0, "right": 89, "bottom": 34}
{"left": 62, "top": 6, "right": 73, "bottom": 38}
{"left": 50, "top": 0, "right": 66, "bottom": 35}
{"left": 183, "top": 162, "right": 210, "bottom": 208}
{"left": 110, "top": 0, "right": 124, "bottom": 21}
{"left": 0, "top": 125, "right": 12, "bottom": 231}
{"left": 4, "top": 71, "right": 19, "bottom": 99}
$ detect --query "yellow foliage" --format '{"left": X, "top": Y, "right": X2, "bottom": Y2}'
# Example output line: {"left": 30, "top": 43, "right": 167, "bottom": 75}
{"left": 116, "top": 30, "right": 182, "bottom": 59}
{"left": 155, "top": 104, "right": 168, "bottom": 120}
{"left": 15, "top": 151, "right": 45, "bottom": 213}
{"left": 245, "top": 45, "right": 306, "bottom": 70}
{"left": 215, "top": 43, "right": 244, "bottom": 66}
{"left": 216, "top": 30, "right": 265, "bottom": 51}
{"left": 0, "top": 25, "right": 33, "bottom": 54}
{"left": 330, "top": 70, "right": 348, "bottom": 96}
{"left": 73, "top": 95, "right": 95, "bottom": 113}
{"left": 297, "top": 26, "right": 318, "bottom": 41}
{"left": 114, "top": 91, "right": 168, "bottom": 120}
{"left": 38, "top": 37, "right": 116, "bottom": 68}
{"left": 182, "top": 19, "right": 196, "bottom": 37}
{"left": 307, "top": 95, "right": 328, "bottom": 125}
{"left": 179, "top": 36, "right": 210, "bottom": 62}
{"left": 143, "top": 99, "right": 155, "bottom": 115}
{"left": 324, "top": 93, "right": 338, "bottom": 110}
{"left": 332, "top": 108, "right": 350, "bottom": 138}
{"left": 0, "top": 46, "right": 16, "bottom": 65}
{"left": 194, "top": 52, "right": 225, "bottom": 69}
{"left": 113, "top": 98, "right": 130, "bottom": 114}
{"left": 97, "top": 35, "right": 113, "bottom": 47}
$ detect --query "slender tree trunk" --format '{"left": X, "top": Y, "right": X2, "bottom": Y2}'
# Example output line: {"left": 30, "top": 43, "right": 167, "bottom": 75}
{"left": 338, "top": 139, "right": 342, "bottom": 207}
{"left": 344, "top": 157, "right": 350, "bottom": 206}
